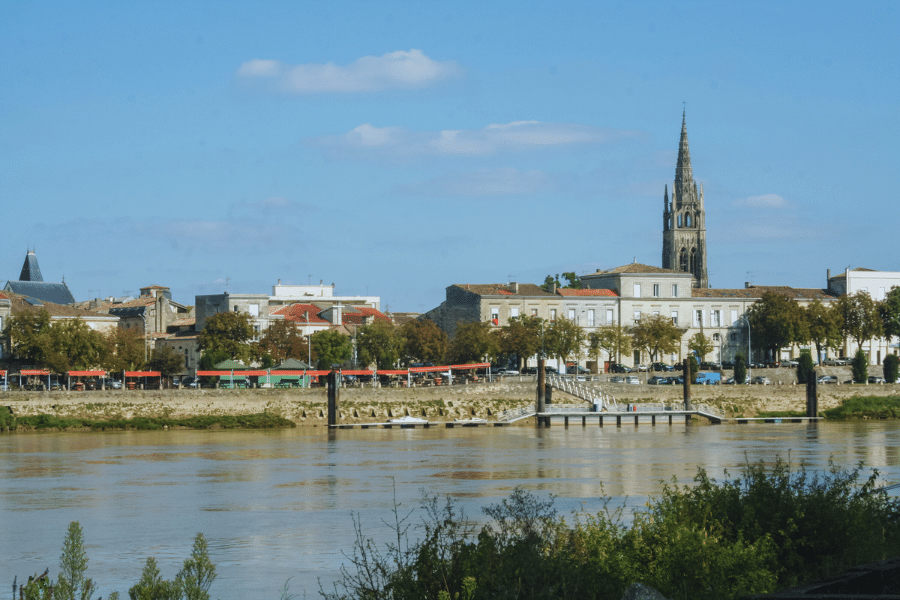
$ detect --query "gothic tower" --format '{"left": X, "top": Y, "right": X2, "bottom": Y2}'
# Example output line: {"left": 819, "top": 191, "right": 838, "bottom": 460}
{"left": 662, "top": 111, "right": 708, "bottom": 288}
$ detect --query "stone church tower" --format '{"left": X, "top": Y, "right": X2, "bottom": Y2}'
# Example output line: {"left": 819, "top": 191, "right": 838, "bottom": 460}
{"left": 662, "top": 112, "right": 708, "bottom": 288}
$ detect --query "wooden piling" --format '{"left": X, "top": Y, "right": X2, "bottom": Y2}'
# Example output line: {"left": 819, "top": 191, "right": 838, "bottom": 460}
{"left": 806, "top": 370, "right": 818, "bottom": 418}
{"left": 682, "top": 358, "right": 693, "bottom": 410}
{"left": 327, "top": 370, "right": 340, "bottom": 427}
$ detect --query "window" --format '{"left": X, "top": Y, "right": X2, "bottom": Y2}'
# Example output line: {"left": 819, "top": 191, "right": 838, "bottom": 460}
{"left": 653, "top": 311, "right": 660, "bottom": 317}
{"left": 653, "top": 284, "right": 660, "bottom": 297}
{"left": 550, "top": 309, "right": 557, "bottom": 321}
{"left": 711, "top": 310, "right": 721, "bottom": 327}
{"left": 634, "top": 311, "right": 641, "bottom": 324}
{"left": 491, "top": 307, "right": 499, "bottom": 322}
{"left": 249, "top": 304, "right": 259, "bottom": 317}
{"left": 587, "top": 310, "right": 595, "bottom": 326}
{"left": 233, "top": 306, "right": 239, "bottom": 312}
{"left": 731, "top": 333, "right": 738, "bottom": 341}
{"left": 510, "top": 307, "right": 519, "bottom": 318}
{"left": 634, "top": 284, "right": 641, "bottom": 297}
{"left": 672, "top": 284, "right": 678, "bottom": 297}
{"left": 252, "top": 324, "right": 261, "bottom": 342}
{"left": 693, "top": 310, "right": 703, "bottom": 327}
{"left": 531, "top": 308, "right": 538, "bottom": 317}
{"left": 713, "top": 333, "right": 720, "bottom": 341}
{"left": 671, "top": 310, "right": 678, "bottom": 326}
{"left": 606, "top": 309, "right": 613, "bottom": 324}
{"left": 731, "top": 309, "right": 738, "bottom": 325}
{"left": 568, "top": 309, "right": 575, "bottom": 321}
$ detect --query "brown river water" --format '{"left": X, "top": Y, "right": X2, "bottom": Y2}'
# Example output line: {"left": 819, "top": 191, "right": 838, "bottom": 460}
{"left": 2, "top": 421, "right": 898, "bottom": 599}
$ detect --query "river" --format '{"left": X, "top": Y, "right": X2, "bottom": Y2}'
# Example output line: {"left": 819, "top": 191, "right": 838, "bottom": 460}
{"left": 2, "top": 421, "right": 898, "bottom": 599}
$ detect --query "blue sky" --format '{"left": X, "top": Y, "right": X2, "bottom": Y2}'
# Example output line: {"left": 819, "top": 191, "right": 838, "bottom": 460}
{"left": 2, "top": 1, "right": 898, "bottom": 313}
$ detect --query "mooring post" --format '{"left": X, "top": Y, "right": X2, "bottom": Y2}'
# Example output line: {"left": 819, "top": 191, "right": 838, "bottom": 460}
{"left": 536, "top": 357, "right": 546, "bottom": 426}
{"left": 683, "top": 358, "right": 693, "bottom": 410}
{"left": 806, "top": 370, "right": 818, "bottom": 418}
{"left": 327, "top": 369, "right": 340, "bottom": 427}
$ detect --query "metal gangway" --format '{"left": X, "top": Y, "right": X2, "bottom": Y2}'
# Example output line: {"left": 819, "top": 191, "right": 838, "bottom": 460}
{"left": 546, "top": 373, "right": 618, "bottom": 411}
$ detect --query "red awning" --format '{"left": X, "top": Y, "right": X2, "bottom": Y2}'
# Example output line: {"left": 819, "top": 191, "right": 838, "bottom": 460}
{"left": 409, "top": 363, "right": 490, "bottom": 373}
{"left": 20, "top": 369, "right": 50, "bottom": 375}
{"left": 125, "top": 371, "right": 161, "bottom": 377}
{"left": 68, "top": 370, "right": 107, "bottom": 377}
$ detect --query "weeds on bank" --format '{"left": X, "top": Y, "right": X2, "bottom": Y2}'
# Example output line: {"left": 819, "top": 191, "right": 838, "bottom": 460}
{"left": 8, "top": 412, "right": 295, "bottom": 431}
{"left": 324, "top": 458, "right": 900, "bottom": 600}
{"left": 823, "top": 395, "right": 900, "bottom": 420}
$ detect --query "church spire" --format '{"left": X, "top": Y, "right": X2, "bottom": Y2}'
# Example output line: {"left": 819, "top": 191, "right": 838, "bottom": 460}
{"left": 675, "top": 110, "right": 693, "bottom": 188}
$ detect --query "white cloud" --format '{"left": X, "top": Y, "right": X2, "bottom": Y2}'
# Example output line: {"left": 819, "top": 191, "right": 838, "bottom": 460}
{"left": 402, "top": 168, "right": 553, "bottom": 196}
{"left": 162, "top": 220, "right": 292, "bottom": 250}
{"left": 236, "top": 49, "right": 460, "bottom": 93}
{"left": 731, "top": 193, "right": 788, "bottom": 208}
{"left": 313, "top": 121, "right": 633, "bottom": 159}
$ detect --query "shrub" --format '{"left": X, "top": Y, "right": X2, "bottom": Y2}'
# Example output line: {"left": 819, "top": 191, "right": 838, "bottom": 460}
{"left": 851, "top": 349, "right": 868, "bottom": 383}
{"left": 797, "top": 352, "right": 815, "bottom": 384}
{"left": 734, "top": 354, "right": 747, "bottom": 384}
{"left": 884, "top": 354, "right": 899, "bottom": 384}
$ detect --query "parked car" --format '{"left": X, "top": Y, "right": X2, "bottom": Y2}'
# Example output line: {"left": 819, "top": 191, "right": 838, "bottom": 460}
{"left": 521, "top": 367, "right": 538, "bottom": 375}
{"left": 624, "top": 376, "right": 641, "bottom": 385}
{"left": 817, "top": 375, "right": 838, "bottom": 384}
{"left": 609, "top": 364, "right": 631, "bottom": 373}
{"left": 648, "top": 376, "right": 672, "bottom": 385}
{"left": 751, "top": 376, "right": 772, "bottom": 385}
{"left": 721, "top": 360, "right": 735, "bottom": 370}
{"left": 868, "top": 376, "right": 886, "bottom": 384}
{"left": 723, "top": 377, "right": 737, "bottom": 385}
{"left": 700, "top": 362, "right": 721, "bottom": 371}
{"left": 823, "top": 358, "right": 850, "bottom": 366}
{"left": 182, "top": 376, "right": 199, "bottom": 389}
{"left": 566, "top": 365, "right": 589, "bottom": 374}
{"left": 634, "top": 364, "right": 649, "bottom": 372}
{"left": 651, "top": 362, "right": 674, "bottom": 372}
{"left": 543, "top": 366, "right": 558, "bottom": 374}
{"left": 780, "top": 359, "right": 799, "bottom": 367}
{"left": 497, "top": 368, "right": 520, "bottom": 376}
{"left": 609, "top": 376, "right": 625, "bottom": 383}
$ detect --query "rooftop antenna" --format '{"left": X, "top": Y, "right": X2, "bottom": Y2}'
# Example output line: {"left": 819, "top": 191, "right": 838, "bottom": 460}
{"left": 225, "top": 277, "right": 230, "bottom": 291}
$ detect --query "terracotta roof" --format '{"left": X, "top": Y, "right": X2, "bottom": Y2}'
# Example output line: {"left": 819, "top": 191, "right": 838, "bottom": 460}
{"left": 593, "top": 263, "right": 686, "bottom": 275}
{"left": 342, "top": 306, "right": 391, "bottom": 325}
{"left": 168, "top": 317, "right": 195, "bottom": 327}
{"left": 272, "top": 303, "right": 330, "bottom": 324}
{"left": 557, "top": 288, "right": 618, "bottom": 297}
{"left": 692, "top": 286, "right": 838, "bottom": 301}
{"left": 6, "top": 292, "right": 118, "bottom": 320}
{"left": 451, "top": 284, "right": 554, "bottom": 297}
{"left": 0, "top": 292, "right": 8, "bottom": 300}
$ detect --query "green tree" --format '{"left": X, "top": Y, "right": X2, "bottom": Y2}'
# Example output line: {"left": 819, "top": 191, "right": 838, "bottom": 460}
{"left": 129, "top": 557, "right": 180, "bottom": 600}
{"left": 589, "top": 325, "right": 632, "bottom": 364}
{"left": 688, "top": 332, "right": 714, "bottom": 362}
{"left": 447, "top": 321, "right": 500, "bottom": 364}
{"left": 3, "top": 308, "right": 52, "bottom": 365}
{"left": 884, "top": 354, "right": 899, "bottom": 384}
{"left": 56, "top": 521, "right": 94, "bottom": 600}
{"left": 630, "top": 314, "right": 684, "bottom": 363}
{"left": 401, "top": 319, "right": 448, "bottom": 365}
{"left": 561, "top": 272, "right": 582, "bottom": 289}
{"left": 747, "top": 292, "right": 808, "bottom": 361}
{"left": 544, "top": 317, "right": 585, "bottom": 367}
{"left": 734, "top": 353, "right": 748, "bottom": 384}
{"left": 540, "top": 274, "right": 561, "bottom": 292}
{"left": 310, "top": 329, "right": 352, "bottom": 369}
{"left": 356, "top": 319, "right": 404, "bottom": 369}
{"left": 44, "top": 319, "right": 105, "bottom": 373}
{"left": 198, "top": 312, "right": 253, "bottom": 362}
{"left": 149, "top": 346, "right": 185, "bottom": 380}
{"left": 805, "top": 299, "right": 841, "bottom": 363}
{"left": 101, "top": 327, "right": 146, "bottom": 372}
{"left": 836, "top": 292, "right": 883, "bottom": 358}
{"left": 851, "top": 348, "right": 868, "bottom": 383}
{"left": 879, "top": 286, "right": 900, "bottom": 349}
{"left": 177, "top": 533, "right": 216, "bottom": 600}
{"left": 797, "top": 351, "right": 815, "bottom": 384}
{"left": 498, "top": 315, "right": 542, "bottom": 369}
{"left": 256, "top": 319, "right": 308, "bottom": 362}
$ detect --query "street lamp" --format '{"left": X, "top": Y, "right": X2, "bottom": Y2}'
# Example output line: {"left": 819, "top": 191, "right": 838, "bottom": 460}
{"left": 738, "top": 315, "right": 751, "bottom": 383}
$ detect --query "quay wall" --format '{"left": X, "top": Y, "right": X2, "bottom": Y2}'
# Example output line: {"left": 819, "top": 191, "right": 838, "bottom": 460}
{"left": 3, "top": 377, "right": 900, "bottom": 427}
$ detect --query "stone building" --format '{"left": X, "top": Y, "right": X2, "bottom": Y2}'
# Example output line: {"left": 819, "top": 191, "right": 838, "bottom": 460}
{"left": 662, "top": 112, "right": 708, "bottom": 288}
{"left": 4, "top": 250, "right": 76, "bottom": 305}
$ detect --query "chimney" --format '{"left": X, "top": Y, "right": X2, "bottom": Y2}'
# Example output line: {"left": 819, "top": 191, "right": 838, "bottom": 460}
{"left": 549, "top": 282, "right": 557, "bottom": 294}
{"left": 745, "top": 282, "right": 752, "bottom": 289}
{"left": 508, "top": 282, "right": 519, "bottom": 294}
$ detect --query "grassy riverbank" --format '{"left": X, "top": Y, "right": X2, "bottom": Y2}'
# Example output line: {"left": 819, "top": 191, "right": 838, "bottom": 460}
{"left": 0, "top": 406, "right": 294, "bottom": 431}
{"left": 822, "top": 395, "right": 900, "bottom": 419}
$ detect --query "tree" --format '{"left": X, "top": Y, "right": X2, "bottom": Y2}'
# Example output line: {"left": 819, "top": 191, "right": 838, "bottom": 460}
{"left": 310, "top": 329, "right": 352, "bottom": 369}
{"left": 688, "top": 332, "right": 714, "bottom": 362}
{"left": 747, "top": 292, "right": 808, "bottom": 361}
{"left": 884, "top": 354, "right": 899, "bottom": 384}
{"left": 447, "top": 321, "right": 500, "bottom": 364}
{"left": 44, "top": 319, "right": 106, "bottom": 373}
{"left": 3, "top": 308, "right": 52, "bottom": 365}
{"left": 177, "top": 533, "right": 216, "bottom": 600}
{"left": 851, "top": 348, "right": 868, "bottom": 383}
{"left": 198, "top": 312, "right": 253, "bottom": 362}
{"left": 835, "top": 292, "right": 882, "bottom": 357}
{"left": 102, "top": 327, "right": 146, "bottom": 372}
{"left": 805, "top": 299, "right": 841, "bottom": 363}
{"left": 356, "top": 319, "right": 404, "bottom": 369}
{"left": 401, "top": 319, "right": 448, "bottom": 365}
{"left": 498, "top": 316, "right": 543, "bottom": 370}
{"left": 544, "top": 317, "right": 585, "bottom": 367}
{"left": 589, "top": 325, "right": 632, "bottom": 364}
{"left": 256, "top": 319, "right": 308, "bottom": 363}
{"left": 734, "top": 353, "right": 748, "bottom": 384}
{"left": 879, "top": 286, "right": 900, "bottom": 346}
{"left": 57, "top": 521, "right": 94, "bottom": 600}
{"left": 560, "top": 272, "right": 582, "bottom": 289}
{"left": 149, "top": 346, "right": 185, "bottom": 380}
{"left": 629, "top": 314, "right": 683, "bottom": 363}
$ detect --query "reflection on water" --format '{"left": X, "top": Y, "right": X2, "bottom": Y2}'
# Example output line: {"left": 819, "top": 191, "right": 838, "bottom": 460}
{"left": 2, "top": 422, "right": 898, "bottom": 599}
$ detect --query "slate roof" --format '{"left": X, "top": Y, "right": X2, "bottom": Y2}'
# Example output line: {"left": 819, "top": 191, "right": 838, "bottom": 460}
{"left": 4, "top": 281, "right": 76, "bottom": 305}
{"left": 557, "top": 288, "right": 618, "bottom": 297}
{"left": 19, "top": 251, "right": 43, "bottom": 282}
{"left": 452, "top": 283, "right": 554, "bottom": 297}
{"left": 692, "top": 286, "right": 838, "bottom": 301}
